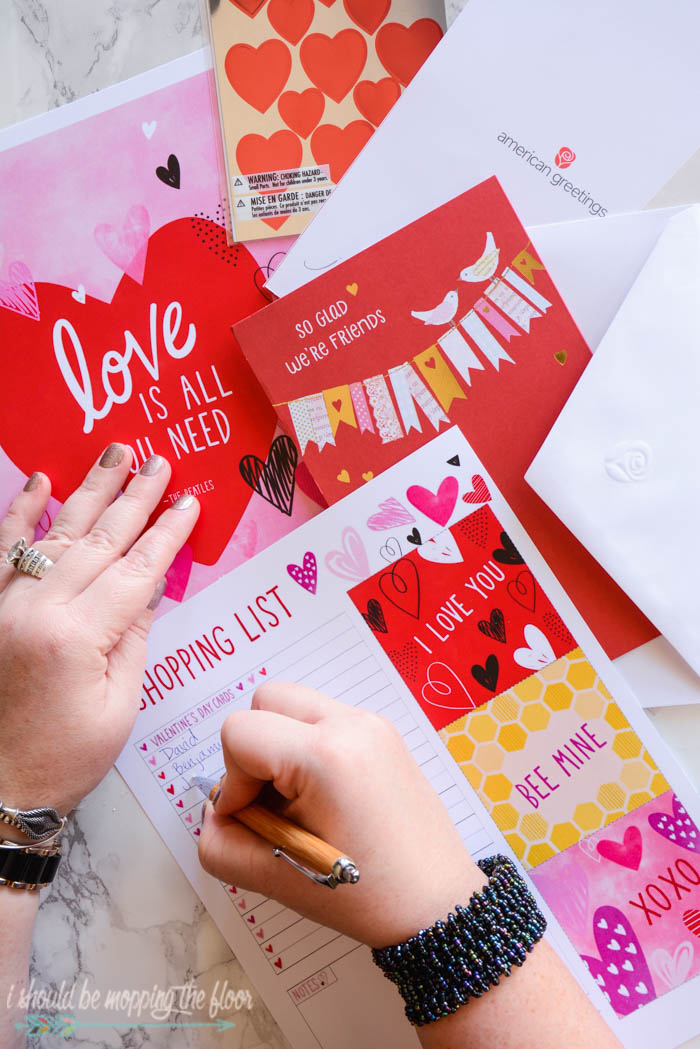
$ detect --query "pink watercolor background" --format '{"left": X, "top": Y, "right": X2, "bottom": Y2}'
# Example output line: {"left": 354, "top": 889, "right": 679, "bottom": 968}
{"left": 0, "top": 66, "right": 316, "bottom": 611}
{"left": 532, "top": 791, "right": 700, "bottom": 1010}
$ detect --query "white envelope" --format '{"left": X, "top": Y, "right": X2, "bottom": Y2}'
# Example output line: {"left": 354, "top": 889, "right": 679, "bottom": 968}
{"left": 527, "top": 206, "right": 700, "bottom": 695}
{"left": 269, "top": 0, "right": 700, "bottom": 298}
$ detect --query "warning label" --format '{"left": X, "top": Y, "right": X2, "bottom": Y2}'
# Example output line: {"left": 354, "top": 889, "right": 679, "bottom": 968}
{"left": 234, "top": 184, "right": 334, "bottom": 221}
{"left": 232, "top": 165, "right": 332, "bottom": 194}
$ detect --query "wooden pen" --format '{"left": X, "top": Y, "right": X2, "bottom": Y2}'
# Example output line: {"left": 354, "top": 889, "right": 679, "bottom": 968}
{"left": 191, "top": 776, "right": 360, "bottom": 889}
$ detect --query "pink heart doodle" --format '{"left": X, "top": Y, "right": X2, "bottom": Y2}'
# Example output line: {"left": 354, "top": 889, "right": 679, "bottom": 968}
{"left": 236, "top": 682, "right": 244, "bottom": 690}
{"left": 148, "top": 756, "right": 156, "bottom": 766}
{"left": 287, "top": 551, "right": 317, "bottom": 593}
{"left": 256, "top": 928, "right": 264, "bottom": 938}
{"left": 94, "top": 204, "right": 151, "bottom": 284}
{"left": 164, "top": 543, "right": 194, "bottom": 603}
{"left": 651, "top": 941, "right": 694, "bottom": 990}
{"left": 648, "top": 794, "right": 699, "bottom": 852}
{"left": 186, "top": 814, "right": 192, "bottom": 823}
{"left": 406, "top": 476, "right": 458, "bottom": 526}
{"left": 581, "top": 906, "right": 656, "bottom": 1017}
{"left": 366, "top": 497, "right": 415, "bottom": 531}
{"left": 578, "top": 836, "right": 601, "bottom": 863}
{"left": 325, "top": 526, "right": 370, "bottom": 582}
{"left": 596, "top": 825, "right": 643, "bottom": 870}
{"left": 0, "top": 261, "right": 40, "bottom": 321}
{"left": 139, "top": 743, "right": 148, "bottom": 752}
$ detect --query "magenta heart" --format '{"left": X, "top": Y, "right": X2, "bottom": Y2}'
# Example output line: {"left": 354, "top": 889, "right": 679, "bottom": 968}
{"left": 164, "top": 543, "right": 194, "bottom": 603}
{"left": 648, "top": 794, "right": 699, "bottom": 852}
{"left": 256, "top": 929, "right": 264, "bottom": 938}
{"left": 248, "top": 915, "right": 256, "bottom": 924}
{"left": 407, "top": 475, "right": 458, "bottom": 526}
{"left": 0, "top": 261, "right": 40, "bottom": 321}
{"left": 186, "top": 814, "right": 192, "bottom": 823}
{"left": 366, "top": 497, "right": 415, "bottom": 531}
{"left": 597, "top": 825, "right": 643, "bottom": 870}
{"left": 148, "top": 756, "right": 156, "bottom": 766}
{"left": 140, "top": 743, "right": 148, "bottom": 751}
{"left": 94, "top": 204, "right": 151, "bottom": 283}
{"left": 287, "top": 551, "right": 317, "bottom": 593}
{"left": 325, "top": 526, "right": 370, "bottom": 581}
{"left": 581, "top": 906, "right": 656, "bottom": 1017}
{"left": 236, "top": 682, "right": 244, "bottom": 690}
{"left": 176, "top": 800, "right": 183, "bottom": 808}
{"left": 260, "top": 667, "right": 267, "bottom": 675}
{"left": 194, "top": 828, "right": 200, "bottom": 836}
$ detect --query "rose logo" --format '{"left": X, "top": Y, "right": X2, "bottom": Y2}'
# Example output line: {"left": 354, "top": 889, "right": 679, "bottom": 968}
{"left": 554, "top": 147, "right": 576, "bottom": 169}
{"left": 604, "top": 441, "right": 652, "bottom": 484}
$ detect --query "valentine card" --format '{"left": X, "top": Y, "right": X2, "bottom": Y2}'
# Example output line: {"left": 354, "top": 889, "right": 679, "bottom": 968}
{"left": 0, "top": 53, "right": 318, "bottom": 612}
{"left": 349, "top": 504, "right": 576, "bottom": 729}
{"left": 235, "top": 177, "right": 654, "bottom": 660}
{"left": 207, "top": 0, "right": 444, "bottom": 241}
{"left": 531, "top": 792, "right": 700, "bottom": 1017}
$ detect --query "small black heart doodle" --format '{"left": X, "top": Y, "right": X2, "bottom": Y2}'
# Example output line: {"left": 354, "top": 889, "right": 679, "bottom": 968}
{"left": 156, "top": 153, "right": 181, "bottom": 189}
{"left": 361, "top": 598, "right": 387, "bottom": 634}
{"left": 471, "top": 653, "right": 499, "bottom": 692}
{"left": 477, "top": 608, "right": 506, "bottom": 644}
{"left": 379, "top": 558, "right": 421, "bottom": 619}
{"left": 239, "top": 434, "right": 298, "bottom": 516}
{"left": 406, "top": 527, "right": 422, "bottom": 546}
{"left": 492, "top": 531, "right": 524, "bottom": 566}
{"left": 447, "top": 454, "right": 460, "bottom": 466}
{"left": 380, "top": 536, "right": 402, "bottom": 563}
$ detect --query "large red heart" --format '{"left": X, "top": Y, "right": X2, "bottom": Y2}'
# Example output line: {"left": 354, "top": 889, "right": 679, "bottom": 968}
{"left": 267, "top": 0, "right": 315, "bottom": 44}
{"left": 343, "top": 0, "right": 390, "bottom": 34}
{"left": 278, "top": 88, "right": 325, "bottom": 139}
{"left": 0, "top": 218, "right": 276, "bottom": 565}
{"left": 300, "top": 30, "right": 367, "bottom": 103}
{"left": 375, "top": 18, "right": 442, "bottom": 86}
{"left": 225, "top": 40, "right": 292, "bottom": 113}
{"left": 353, "top": 77, "right": 400, "bottom": 126}
{"left": 310, "top": 120, "right": 374, "bottom": 183}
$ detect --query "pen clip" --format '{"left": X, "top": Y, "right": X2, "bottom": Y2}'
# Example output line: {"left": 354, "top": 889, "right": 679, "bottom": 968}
{"left": 272, "top": 848, "right": 360, "bottom": 890}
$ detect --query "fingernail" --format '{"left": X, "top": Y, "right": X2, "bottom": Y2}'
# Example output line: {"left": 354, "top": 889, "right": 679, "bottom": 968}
{"left": 23, "top": 472, "right": 41, "bottom": 492}
{"left": 140, "top": 454, "right": 166, "bottom": 477}
{"left": 212, "top": 786, "right": 222, "bottom": 807}
{"left": 201, "top": 802, "right": 208, "bottom": 824}
{"left": 147, "top": 578, "right": 167, "bottom": 611}
{"left": 172, "top": 493, "right": 195, "bottom": 510}
{"left": 99, "top": 443, "right": 125, "bottom": 469}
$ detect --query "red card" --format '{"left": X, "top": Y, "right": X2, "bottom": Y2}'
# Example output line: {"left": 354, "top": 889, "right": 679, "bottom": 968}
{"left": 235, "top": 177, "right": 655, "bottom": 658}
{"left": 349, "top": 505, "right": 575, "bottom": 729}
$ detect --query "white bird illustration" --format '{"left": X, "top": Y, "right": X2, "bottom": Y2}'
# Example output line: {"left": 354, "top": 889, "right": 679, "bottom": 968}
{"left": 459, "top": 231, "right": 499, "bottom": 282}
{"left": 411, "top": 289, "right": 459, "bottom": 326}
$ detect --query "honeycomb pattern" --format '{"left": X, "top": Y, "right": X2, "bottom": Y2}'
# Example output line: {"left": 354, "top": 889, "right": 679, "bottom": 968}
{"left": 439, "top": 649, "right": 669, "bottom": 868}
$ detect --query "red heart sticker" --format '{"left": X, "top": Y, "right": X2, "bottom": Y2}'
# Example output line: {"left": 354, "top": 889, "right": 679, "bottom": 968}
{"left": 375, "top": 18, "right": 442, "bottom": 86}
{"left": 353, "top": 77, "right": 400, "bottom": 127}
{"left": 225, "top": 40, "right": 292, "bottom": 113}
{"left": 300, "top": 30, "right": 367, "bottom": 103}
{"left": 311, "top": 121, "right": 374, "bottom": 183}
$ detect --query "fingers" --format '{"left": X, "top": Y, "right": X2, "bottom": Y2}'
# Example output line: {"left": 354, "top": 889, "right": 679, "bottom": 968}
{"left": 73, "top": 494, "right": 199, "bottom": 641}
{"left": 42, "top": 443, "right": 133, "bottom": 553}
{"left": 45, "top": 453, "right": 173, "bottom": 598}
{"left": 252, "top": 681, "right": 346, "bottom": 724}
{"left": 216, "top": 709, "right": 314, "bottom": 815}
{"left": 0, "top": 472, "right": 51, "bottom": 592}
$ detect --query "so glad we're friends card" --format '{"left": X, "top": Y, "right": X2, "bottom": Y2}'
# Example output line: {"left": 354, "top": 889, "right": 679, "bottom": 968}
{"left": 234, "top": 177, "right": 657, "bottom": 662}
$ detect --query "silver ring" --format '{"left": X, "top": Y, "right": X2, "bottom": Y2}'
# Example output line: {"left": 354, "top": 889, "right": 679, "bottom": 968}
{"left": 5, "top": 537, "right": 55, "bottom": 580}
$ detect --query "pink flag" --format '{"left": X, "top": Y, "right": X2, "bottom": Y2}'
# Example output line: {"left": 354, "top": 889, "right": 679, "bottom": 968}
{"left": 474, "top": 297, "right": 520, "bottom": 342}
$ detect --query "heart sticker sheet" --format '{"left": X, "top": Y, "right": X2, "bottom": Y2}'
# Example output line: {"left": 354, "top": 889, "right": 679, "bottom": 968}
{"left": 0, "top": 53, "right": 319, "bottom": 612}
{"left": 207, "top": 0, "right": 444, "bottom": 240}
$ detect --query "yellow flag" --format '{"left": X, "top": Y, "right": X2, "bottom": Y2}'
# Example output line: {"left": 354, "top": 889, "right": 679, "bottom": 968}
{"left": 323, "top": 384, "right": 357, "bottom": 436}
{"left": 511, "top": 249, "right": 545, "bottom": 285}
{"left": 413, "top": 346, "right": 466, "bottom": 414}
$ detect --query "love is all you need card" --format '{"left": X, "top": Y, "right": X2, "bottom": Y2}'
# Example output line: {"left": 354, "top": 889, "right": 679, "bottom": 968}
{"left": 0, "top": 53, "right": 319, "bottom": 613}
{"left": 235, "top": 176, "right": 653, "bottom": 659}
{"left": 208, "top": 0, "right": 444, "bottom": 241}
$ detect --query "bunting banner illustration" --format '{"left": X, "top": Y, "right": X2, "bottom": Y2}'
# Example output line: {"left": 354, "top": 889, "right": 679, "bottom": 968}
{"left": 349, "top": 382, "right": 375, "bottom": 435}
{"left": 502, "top": 267, "right": 552, "bottom": 313}
{"left": 474, "top": 298, "right": 520, "bottom": 342}
{"left": 288, "top": 397, "right": 315, "bottom": 455}
{"left": 437, "top": 327, "right": 485, "bottom": 386}
{"left": 460, "top": 311, "right": 515, "bottom": 370}
{"left": 306, "top": 392, "right": 335, "bottom": 451}
{"left": 484, "top": 279, "right": 541, "bottom": 333}
{"left": 404, "top": 363, "right": 450, "bottom": 431}
{"left": 364, "top": 375, "right": 404, "bottom": 444}
{"left": 413, "top": 345, "right": 467, "bottom": 413}
{"left": 511, "top": 248, "right": 546, "bottom": 285}
{"left": 389, "top": 364, "right": 423, "bottom": 435}
{"left": 323, "top": 385, "right": 357, "bottom": 437}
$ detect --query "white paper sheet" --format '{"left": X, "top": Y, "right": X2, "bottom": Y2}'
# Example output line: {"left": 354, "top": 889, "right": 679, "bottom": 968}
{"left": 268, "top": 0, "right": 700, "bottom": 299}
{"left": 117, "top": 429, "right": 700, "bottom": 1049}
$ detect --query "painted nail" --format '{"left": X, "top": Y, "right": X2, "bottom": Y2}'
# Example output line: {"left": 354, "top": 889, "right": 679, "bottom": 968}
{"left": 23, "top": 472, "right": 41, "bottom": 492}
{"left": 172, "top": 493, "right": 195, "bottom": 511}
{"left": 147, "top": 578, "right": 167, "bottom": 612}
{"left": 139, "top": 454, "right": 166, "bottom": 477}
{"left": 212, "top": 786, "right": 222, "bottom": 807}
{"left": 99, "top": 443, "right": 125, "bottom": 468}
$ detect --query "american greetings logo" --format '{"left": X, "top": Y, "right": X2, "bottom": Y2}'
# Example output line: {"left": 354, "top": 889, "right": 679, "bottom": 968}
{"left": 554, "top": 146, "right": 576, "bottom": 169}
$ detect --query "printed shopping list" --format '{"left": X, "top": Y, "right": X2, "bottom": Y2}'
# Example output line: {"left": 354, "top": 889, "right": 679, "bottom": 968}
{"left": 117, "top": 429, "right": 700, "bottom": 1049}
{"left": 207, "top": 0, "right": 444, "bottom": 241}
{"left": 0, "top": 52, "right": 314, "bottom": 612}
{"left": 234, "top": 176, "right": 655, "bottom": 661}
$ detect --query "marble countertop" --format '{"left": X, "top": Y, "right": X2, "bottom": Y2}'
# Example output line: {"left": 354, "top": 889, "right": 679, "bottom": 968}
{"left": 2, "top": 3, "right": 700, "bottom": 1048}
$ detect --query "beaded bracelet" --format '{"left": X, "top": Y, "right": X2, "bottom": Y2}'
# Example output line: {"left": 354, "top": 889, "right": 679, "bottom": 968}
{"left": 371, "top": 855, "right": 546, "bottom": 1026}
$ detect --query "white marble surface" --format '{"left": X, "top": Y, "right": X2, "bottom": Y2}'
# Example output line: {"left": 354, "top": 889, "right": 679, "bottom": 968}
{"left": 1, "top": 3, "right": 699, "bottom": 1048}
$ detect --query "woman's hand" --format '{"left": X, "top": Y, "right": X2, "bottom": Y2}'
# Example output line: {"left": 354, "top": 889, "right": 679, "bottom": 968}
{"left": 0, "top": 445, "right": 199, "bottom": 817}
{"left": 198, "top": 683, "right": 486, "bottom": 949}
